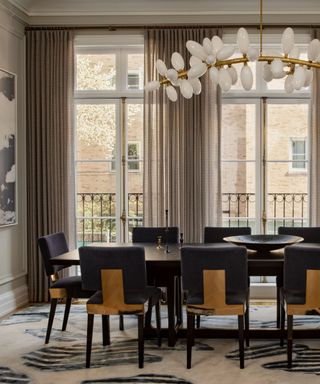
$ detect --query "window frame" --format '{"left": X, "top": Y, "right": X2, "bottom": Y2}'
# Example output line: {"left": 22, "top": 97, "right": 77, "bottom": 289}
{"left": 74, "top": 45, "right": 144, "bottom": 99}
{"left": 74, "top": 36, "right": 144, "bottom": 244}
{"left": 221, "top": 34, "right": 311, "bottom": 234}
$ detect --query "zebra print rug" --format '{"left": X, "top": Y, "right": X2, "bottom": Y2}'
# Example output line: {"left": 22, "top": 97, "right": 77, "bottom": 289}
{"left": 1, "top": 304, "right": 320, "bottom": 383}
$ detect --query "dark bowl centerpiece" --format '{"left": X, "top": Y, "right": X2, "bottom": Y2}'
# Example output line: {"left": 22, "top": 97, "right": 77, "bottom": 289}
{"left": 223, "top": 234, "right": 303, "bottom": 252}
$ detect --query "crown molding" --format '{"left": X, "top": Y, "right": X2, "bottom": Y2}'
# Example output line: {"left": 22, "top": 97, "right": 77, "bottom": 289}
{"left": 6, "top": 0, "right": 320, "bottom": 18}
{"left": 0, "top": 0, "right": 29, "bottom": 24}
{"left": 4, "top": 0, "right": 320, "bottom": 27}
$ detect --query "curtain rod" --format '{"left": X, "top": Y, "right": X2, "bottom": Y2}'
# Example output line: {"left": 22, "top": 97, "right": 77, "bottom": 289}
{"left": 25, "top": 24, "right": 319, "bottom": 32}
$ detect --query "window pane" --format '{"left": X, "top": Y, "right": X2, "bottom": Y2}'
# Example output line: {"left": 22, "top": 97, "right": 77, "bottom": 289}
{"left": 221, "top": 161, "right": 256, "bottom": 219}
{"left": 222, "top": 104, "right": 255, "bottom": 161}
{"left": 76, "top": 103, "right": 117, "bottom": 161}
{"left": 266, "top": 170, "right": 308, "bottom": 230}
{"left": 128, "top": 163, "right": 144, "bottom": 236}
{"left": 127, "top": 102, "right": 144, "bottom": 236}
{"left": 76, "top": 53, "right": 116, "bottom": 90}
{"left": 127, "top": 102, "right": 143, "bottom": 157}
{"left": 77, "top": 162, "right": 116, "bottom": 194}
{"left": 127, "top": 53, "right": 144, "bottom": 90}
{"left": 76, "top": 162, "right": 117, "bottom": 245}
{"left": 266, "top": 104, "right": 308, "bottom": 161}
{"left": 128, "top": 142, "right": 140, "bottom": 170}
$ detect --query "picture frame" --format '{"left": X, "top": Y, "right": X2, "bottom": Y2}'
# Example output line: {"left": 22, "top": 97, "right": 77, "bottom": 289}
{"left": 0, "top": 68, "right": 17, "bottom": 226}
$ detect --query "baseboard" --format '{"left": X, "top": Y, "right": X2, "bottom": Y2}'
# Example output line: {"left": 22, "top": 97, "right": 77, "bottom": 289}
{"left": 0, "top": 284, "right": 29, "bottom": 318}
{"left": 250, "top": 283, "right": 277, "bottom": 300}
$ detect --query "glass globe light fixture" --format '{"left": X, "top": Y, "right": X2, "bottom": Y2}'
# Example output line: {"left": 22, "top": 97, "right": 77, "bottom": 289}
{"left": 146, "top": 0, "right": 320, "bottom": 101}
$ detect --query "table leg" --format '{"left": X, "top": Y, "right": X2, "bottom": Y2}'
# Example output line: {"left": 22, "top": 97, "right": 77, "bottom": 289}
{"left": 167, "top": 278, "right": 177, "bottom": 346}
{"left": 175, "top": 276, "right": 183, "bottom": 327}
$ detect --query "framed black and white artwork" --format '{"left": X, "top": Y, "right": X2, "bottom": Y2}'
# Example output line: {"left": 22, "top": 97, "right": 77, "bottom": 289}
{"left": 0, "top": 68, "right": 16, "bottom": 226}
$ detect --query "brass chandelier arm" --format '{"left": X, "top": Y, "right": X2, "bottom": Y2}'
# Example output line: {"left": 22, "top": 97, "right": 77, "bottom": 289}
{"left": 258, "top": 55, "right": 320, "bottom": 69}
{"left": 159, "top": 55, "right": 320, "bottom": 86}
{"left": 159, "top": 57, "right": 250, "bottom": 86}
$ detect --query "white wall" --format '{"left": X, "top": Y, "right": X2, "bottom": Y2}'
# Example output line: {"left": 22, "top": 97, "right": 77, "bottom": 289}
{"left": 0, "top": 1, "right": 28, "bottom": 317}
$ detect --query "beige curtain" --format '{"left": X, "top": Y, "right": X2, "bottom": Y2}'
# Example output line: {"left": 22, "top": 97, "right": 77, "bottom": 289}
{"left": 26, "top": 30, "right": 75, "bottom": 302}
{"left": 144, "top": 28, "right": 222, "bottom": 242}
{"left": 310, "top": 28, "right": 320, "bottom": 225}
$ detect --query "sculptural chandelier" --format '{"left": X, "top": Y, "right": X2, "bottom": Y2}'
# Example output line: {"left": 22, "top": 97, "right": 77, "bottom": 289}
{"left": 145, "top": 0, "right": 320, "bottom": 101}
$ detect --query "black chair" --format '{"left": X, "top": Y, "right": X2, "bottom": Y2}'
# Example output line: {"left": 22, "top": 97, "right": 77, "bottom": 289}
{"left": 79, "top": 246, "right": 162, "bottom": 368}
{"left": 280, "top": 244, "right": 320, "bottom": 368}
{"left": 132, "top": 226, "right": 182, "bottom": 326}
{"left": 132, "top": 226, "right": 179, "bottom": 244}
{"left": 278, "top": 226, "right": 320, "bottom": 329}
{"left": 201, "top": 226, "right": 251, "bottom": 330}
{"left": 181, "top": 245, "right": 249, "bottom": 369}
{"left": 38, "top": 232, "right": 93, "bottom": 344}
{"left": 204, "top": 226, "right": 251, "bottom": 243}
{"left": 278, "top": 226, "right": 320, "bottom": 243}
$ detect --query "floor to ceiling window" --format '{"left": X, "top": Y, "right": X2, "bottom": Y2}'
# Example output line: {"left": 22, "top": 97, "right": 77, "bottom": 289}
{"left": 74, "top": 35, "right": 144, "bottom": 245}
{"left": 221, "top": 34, "right": 311, "bottom": 234}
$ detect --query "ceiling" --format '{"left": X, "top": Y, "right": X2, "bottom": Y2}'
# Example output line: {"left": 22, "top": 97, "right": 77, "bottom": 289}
{"left": 6, "top": 0, "right": 320, "bottom": 25}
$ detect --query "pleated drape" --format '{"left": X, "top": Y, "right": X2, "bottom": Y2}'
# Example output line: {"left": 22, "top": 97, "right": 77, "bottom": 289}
{"left": 26, "top": 30, "right": 75, "bottom": 302}
{"left": 310, "top": 28, "right": 320, "bottom": 225}
{"left": 144, "top": 28, "right": 222, "bottom": 242}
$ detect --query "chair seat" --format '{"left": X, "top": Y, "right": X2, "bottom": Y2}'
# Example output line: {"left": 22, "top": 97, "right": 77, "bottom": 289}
{"left": 87, "top": 286, "right": 161, "bottom": 305}
{"left": 51, "top": 276, "right": 93, "bottom": 298}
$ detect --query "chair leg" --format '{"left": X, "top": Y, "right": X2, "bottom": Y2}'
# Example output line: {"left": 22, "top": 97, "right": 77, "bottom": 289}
{"left": 45, "top": 298, "right": 58, "bottom": 344}
{"left": 175, "top": 276, "right": 183, "bottom": 326}
{"left": 280, "top": 303, "right": 285, "bottom": 347}
{"left": 245, "top": 304, "right": 250, "bottom": 347}
{"left": 287, "top": 314, "right": 293, "bottom": 369}
{"left": 144, "top": 298, "right": 153, "bottom": 328}
{"left": 155, "top": 301, "right": 162, "bottom": 347}
{"left": 187, "top": 312, "right": 194, "bottom": 369}
{"left": 196, "top": 315, "right": 201, "bottom": 329}
{"left": 86, "top": 314, "right": 94, "bottom": 368}
{"left": 276, "top": 276, "right": 281, "bottom": 328}
{"left": 102, "top": 315, "right": 110, "bottom": 346}
{"left": 119, "top": 315, "right": 124, "bottom": 331}
{"left": 138, "top": 314, "right": 144, "bottom": 368}
{"left": 238, "top": 315, "right": 245, "bottom": 369}
{"left": 62, "top": 297, "right": 72, "bottom": 331}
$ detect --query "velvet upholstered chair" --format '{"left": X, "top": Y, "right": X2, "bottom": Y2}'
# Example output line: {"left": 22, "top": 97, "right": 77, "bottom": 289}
{"left": 181, "top": 245, "right": 249, "bottom": 369}
{"left": 38, "top": 232, "right": 93, "bottom": 344}
{"left": 278, "top": 226, "right": 320, "bottom": 243}
{"left": 132, "top": 226, "right": 181, "bottom": 324}
{"left": 204, "top": 226, "right": 251, "bottom": 243}
{"left": 278, "top": 226, "right": 320, "bottom": 330}
{"left": 79, "top": 246, "right": 162, "bottom": 368}
{"left": 280, "top": 243, "right": 320, "bottom": 368}
{"left": 132, "top": 226, "right": 179, "bottom": 244}
{"left": 201, "top": 226, "right": 251, "bottom": 330}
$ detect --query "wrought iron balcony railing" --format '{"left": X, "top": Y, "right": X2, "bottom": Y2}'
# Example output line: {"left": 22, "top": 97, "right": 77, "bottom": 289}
{"left": 76, "top": 192, "right": 308, "bottom": 244}
{"left": 76, "top": 192, "right": 143, "bottom": 244}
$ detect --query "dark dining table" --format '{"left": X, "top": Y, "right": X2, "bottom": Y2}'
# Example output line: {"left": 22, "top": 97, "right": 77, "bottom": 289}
{"left": 50, "top": 241, "right": 320, "bottom": 346}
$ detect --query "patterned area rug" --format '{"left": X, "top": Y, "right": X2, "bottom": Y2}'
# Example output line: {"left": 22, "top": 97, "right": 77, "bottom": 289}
{"left": 1, "top": 304, "right": 320, "bottom": 384}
